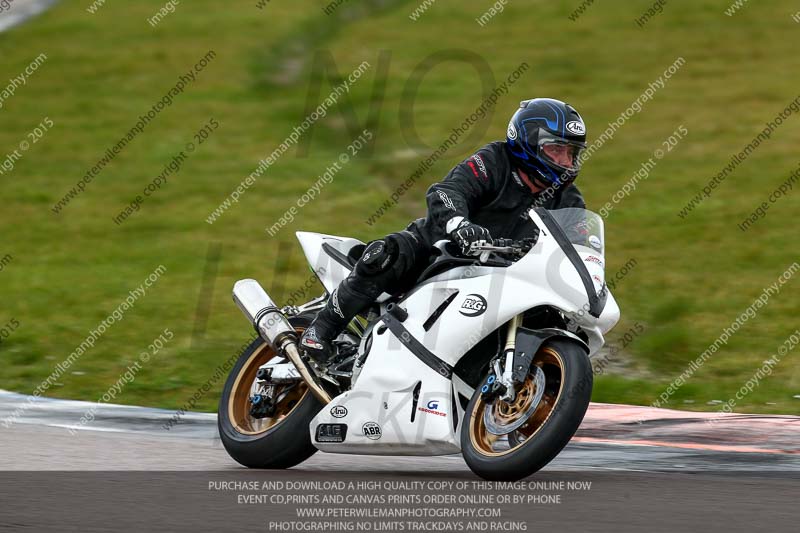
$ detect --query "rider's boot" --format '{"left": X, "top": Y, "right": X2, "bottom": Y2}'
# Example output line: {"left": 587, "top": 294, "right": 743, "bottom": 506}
{"left": 300, "top": 277, "right": 383, "bottom": 366}
{"left": 299, "top": 310, "right": 342, "bottom": 366}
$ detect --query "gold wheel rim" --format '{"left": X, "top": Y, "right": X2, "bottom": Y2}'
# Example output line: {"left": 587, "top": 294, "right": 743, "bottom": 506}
{"left": 228, "top": 330, "right": 309, "bottom": 436}
{"left": 469, "top": 347, "right": 565, "bottom": 457}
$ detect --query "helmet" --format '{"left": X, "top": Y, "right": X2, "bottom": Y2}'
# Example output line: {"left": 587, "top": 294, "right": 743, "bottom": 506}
{"left": 506, "top": 98, "right": 587, "bottom": 186}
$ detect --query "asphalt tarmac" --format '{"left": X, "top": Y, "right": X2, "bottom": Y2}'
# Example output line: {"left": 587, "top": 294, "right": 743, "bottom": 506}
{"left": 1, "top": 390, "right": 798, "bottom": 531}
{"left": 0, "top": 0, "right": 59, "bottom": 33}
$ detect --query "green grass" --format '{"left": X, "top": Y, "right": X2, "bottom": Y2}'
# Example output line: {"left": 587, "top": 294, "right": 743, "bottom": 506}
{"left": 0, "top": 0, "right": 798, "bottom": 414}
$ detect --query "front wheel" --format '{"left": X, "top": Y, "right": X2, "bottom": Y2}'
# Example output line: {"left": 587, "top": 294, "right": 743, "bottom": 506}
{"left": 218, "top": 314, "right": 323, "bottom": 469}
{"left": 461, "top": 339, "right": 592, "bottom": 481}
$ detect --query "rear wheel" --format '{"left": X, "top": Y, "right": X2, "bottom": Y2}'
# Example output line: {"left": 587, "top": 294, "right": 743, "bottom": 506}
{"left": 218, "top": 315, "right": 323, "bottom": 469}
{"left": 461, "top": 339, "right": 592, "bottom": 481}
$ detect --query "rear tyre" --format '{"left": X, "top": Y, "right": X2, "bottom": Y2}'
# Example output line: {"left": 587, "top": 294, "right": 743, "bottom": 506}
{"left": 218, "top": 314, "right": 323, "bottom": 469}
{"left": 461, "top": 339, "right": 592, "bottom": 481}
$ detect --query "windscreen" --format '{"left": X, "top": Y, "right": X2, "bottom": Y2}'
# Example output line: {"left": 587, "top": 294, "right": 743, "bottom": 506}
{"left": 548, "top": 208, "right": 605, "bottom": 257}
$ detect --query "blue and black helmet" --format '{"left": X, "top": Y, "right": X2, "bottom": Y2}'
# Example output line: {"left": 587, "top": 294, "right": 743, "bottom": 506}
{"left": 506, "top": 98, "right": 587, "bottom": 186}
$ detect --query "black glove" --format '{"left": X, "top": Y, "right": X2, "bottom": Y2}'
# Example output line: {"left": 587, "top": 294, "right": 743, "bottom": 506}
{"left": 448, "top": 219, "right": 492, "bottom": 254}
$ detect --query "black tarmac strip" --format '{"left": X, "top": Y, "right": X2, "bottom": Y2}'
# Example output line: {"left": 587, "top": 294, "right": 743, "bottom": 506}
{"left": 1, "top": 391, "right": 797, "bottom": 532}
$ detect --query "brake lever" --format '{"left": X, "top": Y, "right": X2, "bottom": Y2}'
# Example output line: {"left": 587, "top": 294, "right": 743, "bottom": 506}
{"left": 467, "top": 238, "right": 534, "bottom": 262}
{"left": 466, "top": 240, "right": 492, "bottom": 258}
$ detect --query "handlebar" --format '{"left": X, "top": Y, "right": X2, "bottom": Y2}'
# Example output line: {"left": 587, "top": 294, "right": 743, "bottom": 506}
{"left": 432, "top": 236, "right": 537, "bottom": 265}
{"left": 419, "top": 237, "right": 538, "bottom": 283}
{"left": 466, "top": 237, "right": 537, "bottom": 263}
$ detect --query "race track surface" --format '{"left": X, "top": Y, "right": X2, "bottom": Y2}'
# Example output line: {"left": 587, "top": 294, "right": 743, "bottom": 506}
{"left": 1, "top": 390, "right": 798, "bottom": 532}
{"left": 0, "top": 0, "right": 59, "bottom": 33}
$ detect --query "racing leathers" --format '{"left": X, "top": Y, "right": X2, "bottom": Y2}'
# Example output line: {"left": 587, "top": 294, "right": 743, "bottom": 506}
{"left": 299, "top": 141, "right": 585, "bottom": 364}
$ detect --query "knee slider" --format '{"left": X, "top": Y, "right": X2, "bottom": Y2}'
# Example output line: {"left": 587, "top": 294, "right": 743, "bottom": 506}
{"left": 356, "top": 238, "right": 398, "bottom": 276}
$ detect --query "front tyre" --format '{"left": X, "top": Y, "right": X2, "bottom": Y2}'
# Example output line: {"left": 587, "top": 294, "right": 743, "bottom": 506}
{"left": 461, "top": 339, "right": 592, "bottom": 481}
{"left": 218, "top": 314, "right": 322, "bottom": 469}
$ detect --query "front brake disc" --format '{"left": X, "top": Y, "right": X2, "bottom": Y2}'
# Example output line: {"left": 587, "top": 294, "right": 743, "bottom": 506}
{"left": 483, "top": 366, "right": 546, "bottom": 435}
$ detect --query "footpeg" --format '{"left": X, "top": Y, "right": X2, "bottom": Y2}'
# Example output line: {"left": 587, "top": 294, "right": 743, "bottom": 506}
{"left": 333, "top": 340, "right": 358, "bottom": 358}
{"left": 299, "top": 350, "right": 341, "bottom": 389}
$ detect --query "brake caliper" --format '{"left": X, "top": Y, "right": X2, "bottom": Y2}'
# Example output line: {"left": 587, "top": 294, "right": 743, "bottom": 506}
{"left": 480, "top": 374, "right": 507, "bottom": 403}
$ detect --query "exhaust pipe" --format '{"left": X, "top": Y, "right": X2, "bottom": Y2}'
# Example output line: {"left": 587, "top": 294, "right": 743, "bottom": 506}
{"left": 233, "top": 279, "right": 296, "bottom": 350}
{"left": 232, "top": 279, "right": 332, "bottom": 404}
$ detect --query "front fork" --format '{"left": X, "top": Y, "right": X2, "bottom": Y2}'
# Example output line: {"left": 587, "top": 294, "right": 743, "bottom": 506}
{"left": 482, "top": 313, "right": 523, "bottom": 403}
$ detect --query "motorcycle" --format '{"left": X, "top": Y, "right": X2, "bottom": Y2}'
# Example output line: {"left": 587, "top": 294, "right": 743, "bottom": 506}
{"left": 218, "top": 207, "right": 619, "bottom": 480}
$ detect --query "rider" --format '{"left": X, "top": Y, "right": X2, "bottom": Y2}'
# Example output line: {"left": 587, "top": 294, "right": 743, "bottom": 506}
{"left": 300, "top": 98, "right": 589, "bottom": 364}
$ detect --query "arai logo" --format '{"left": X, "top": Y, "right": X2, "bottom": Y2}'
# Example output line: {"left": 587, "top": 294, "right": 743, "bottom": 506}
{"left": 588, "top": 235, "right": 602, "bottom": 250}
{"left": 507, "top": 122, "right": 518, "bottom": 140}
{"left": 362, "top": 422, "right": 382, "bottom": 440}
{"left": 566, "top": 121, "right": 585, "bottom": 135}
{"left": 330, "top": 405, "right": 348, "bottom": 418}
{"left": 460, "top": 294, "right": 487, "bottom": 317}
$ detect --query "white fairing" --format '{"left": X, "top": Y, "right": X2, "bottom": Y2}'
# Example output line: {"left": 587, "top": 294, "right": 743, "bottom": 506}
{"left": 296, "top": 231, "right": 395, "bottom": 303}
{"left": 307, "top": 209, "right": 621, "bottom": 455}
{"left": 296, "top": 231, "right": 363, "bottom": 293}
{"left": 314, "top": 333, "right": 460, "bottom": 455}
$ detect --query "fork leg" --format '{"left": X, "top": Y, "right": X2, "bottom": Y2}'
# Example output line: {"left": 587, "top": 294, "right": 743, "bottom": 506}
{"left": 500, "top": 314, "right": 523, "bottom": 402}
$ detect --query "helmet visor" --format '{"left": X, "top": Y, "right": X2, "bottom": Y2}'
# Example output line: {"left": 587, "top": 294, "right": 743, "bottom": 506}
{"left": 536, "top": 130, "right": 586, "bottom": 174}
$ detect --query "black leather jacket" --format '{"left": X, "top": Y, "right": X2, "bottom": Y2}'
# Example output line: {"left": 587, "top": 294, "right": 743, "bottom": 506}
{"left": 409, "top": 141, "right": 586, "bottom": 246}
